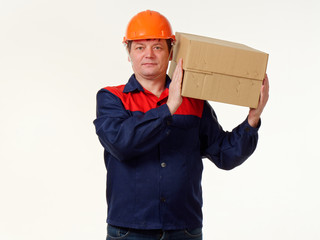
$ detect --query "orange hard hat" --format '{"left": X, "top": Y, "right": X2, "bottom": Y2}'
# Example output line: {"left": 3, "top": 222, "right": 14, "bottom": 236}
{"left": 123, "top": 10, "right": 175, "bottom": 43}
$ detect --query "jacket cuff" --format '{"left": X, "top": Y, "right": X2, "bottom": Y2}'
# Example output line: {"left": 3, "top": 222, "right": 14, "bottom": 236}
{"left": 242, "top": 117, "right": 261, "bottom": 134}
{"left": 156, "top": 104, "right": 173, "bottom": 122}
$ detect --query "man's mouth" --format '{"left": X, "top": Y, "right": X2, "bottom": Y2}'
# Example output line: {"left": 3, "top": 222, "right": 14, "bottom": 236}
{"left": 142, "top": 63, "right": 157, "bottom": 66}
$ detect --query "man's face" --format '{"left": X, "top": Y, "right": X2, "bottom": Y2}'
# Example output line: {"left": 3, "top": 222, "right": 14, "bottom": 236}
{"left": 128, "top": 39, "right": 170, "bottom": 81}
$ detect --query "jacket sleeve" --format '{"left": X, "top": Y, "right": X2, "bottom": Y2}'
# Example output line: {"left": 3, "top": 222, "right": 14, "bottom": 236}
{"left": 93, "top": 89, "right": 173, "bottom": 162}
{"left": 199, "top": 101, "right": 260, "bottom": 170}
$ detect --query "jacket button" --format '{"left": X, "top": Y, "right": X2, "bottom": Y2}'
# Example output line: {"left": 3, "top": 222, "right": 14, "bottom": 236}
{"left": 161, "top": 162, "right": 166, "bottom": 168}
{"left": 160, "top": 197, "right": 166, "bottom": 202}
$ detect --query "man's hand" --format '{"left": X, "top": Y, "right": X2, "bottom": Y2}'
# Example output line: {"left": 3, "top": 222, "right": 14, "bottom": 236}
{"left": 248, "top": 74, "right": 270, "bottom": 127}
{"left": 167, "top": 58, "right": 183, "bottom": 115}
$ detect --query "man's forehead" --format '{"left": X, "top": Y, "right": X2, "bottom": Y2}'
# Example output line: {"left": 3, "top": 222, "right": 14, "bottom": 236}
{"left": 132, "top": 39, "right": 165, "bottom": 44}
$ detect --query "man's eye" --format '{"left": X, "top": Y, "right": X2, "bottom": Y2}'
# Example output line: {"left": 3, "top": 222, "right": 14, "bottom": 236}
{"left": 136, "top": 46, "right": 144, "bottom": 50}
{"left": 154, "top": 46, "right": 162, "bottom": 50}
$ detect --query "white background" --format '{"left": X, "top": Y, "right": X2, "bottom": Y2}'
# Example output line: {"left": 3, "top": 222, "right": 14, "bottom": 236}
{"left": 1, "top": 0, "right": 319, "bottom": 239}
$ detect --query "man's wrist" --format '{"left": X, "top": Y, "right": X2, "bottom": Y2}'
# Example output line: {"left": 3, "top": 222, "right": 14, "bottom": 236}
{"left": 167, "top": 102, "right": 177, "bottom": 116}
{"left": 248, "top": 116, "right": 260, "bottom": 128}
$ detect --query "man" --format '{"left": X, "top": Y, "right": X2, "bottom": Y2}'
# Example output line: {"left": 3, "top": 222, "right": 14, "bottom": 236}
{"left": 94, "top": 10, "right": 269, "bottom": 240}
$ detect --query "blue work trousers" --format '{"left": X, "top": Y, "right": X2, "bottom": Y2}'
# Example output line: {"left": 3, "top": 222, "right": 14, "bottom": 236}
{"left": 106, "top": 224, "right": 203, "bottom": 240}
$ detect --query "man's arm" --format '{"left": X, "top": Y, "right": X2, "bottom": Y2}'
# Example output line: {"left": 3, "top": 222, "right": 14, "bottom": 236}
{"left": 94, "top": 90, "right": 173, "bottom": 162}
{"left": 199, "top": 75, "right": 269, "bottom": 170}
{"left": 199, "top": 102, "right": 259, "bottom": 170}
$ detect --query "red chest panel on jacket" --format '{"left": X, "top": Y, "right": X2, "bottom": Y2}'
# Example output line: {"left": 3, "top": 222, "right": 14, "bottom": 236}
{"left": 105, "top": 86, "right": 204, "bottom": 118}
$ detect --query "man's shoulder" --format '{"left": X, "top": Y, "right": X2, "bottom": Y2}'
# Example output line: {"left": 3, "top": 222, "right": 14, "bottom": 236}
{"left": 98, "top": 84, "right": 126, "bottom": 98}
{"left": 103, "top": 84, "right": 126, "bottom": 92}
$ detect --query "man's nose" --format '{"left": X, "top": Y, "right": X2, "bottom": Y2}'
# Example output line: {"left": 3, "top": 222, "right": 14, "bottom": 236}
{"left": 145, "top": 46, "right": 155, "bottom": 57}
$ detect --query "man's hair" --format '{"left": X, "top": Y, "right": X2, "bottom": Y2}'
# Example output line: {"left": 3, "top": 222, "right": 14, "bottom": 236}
{"left": 126, "top": 39, "right": 173, "bottom": 54}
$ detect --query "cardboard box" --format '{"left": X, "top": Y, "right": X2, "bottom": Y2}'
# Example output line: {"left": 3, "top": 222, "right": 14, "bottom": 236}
{"left": 168, "top": 32, "right": 269, "bottom": 108}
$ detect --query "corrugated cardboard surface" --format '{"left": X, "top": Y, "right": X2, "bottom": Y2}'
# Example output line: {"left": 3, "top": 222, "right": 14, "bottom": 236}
{"left": 168, "top": 32, "right": 269, "bottom": 108}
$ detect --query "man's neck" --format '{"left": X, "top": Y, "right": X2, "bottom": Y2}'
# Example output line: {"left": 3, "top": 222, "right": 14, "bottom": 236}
{"left": 135, "top": 73, "right": 167, "bottom": 98}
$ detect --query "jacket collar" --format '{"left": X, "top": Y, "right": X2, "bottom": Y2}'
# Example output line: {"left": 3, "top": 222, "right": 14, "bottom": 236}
{"left": 123, "top": 74, "right": 171, "bottom": 93}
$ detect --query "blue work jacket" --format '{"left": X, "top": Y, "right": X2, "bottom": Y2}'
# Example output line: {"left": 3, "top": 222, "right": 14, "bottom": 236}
{"left": 94, "top": 74, "right": 259, "bottom": 230}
